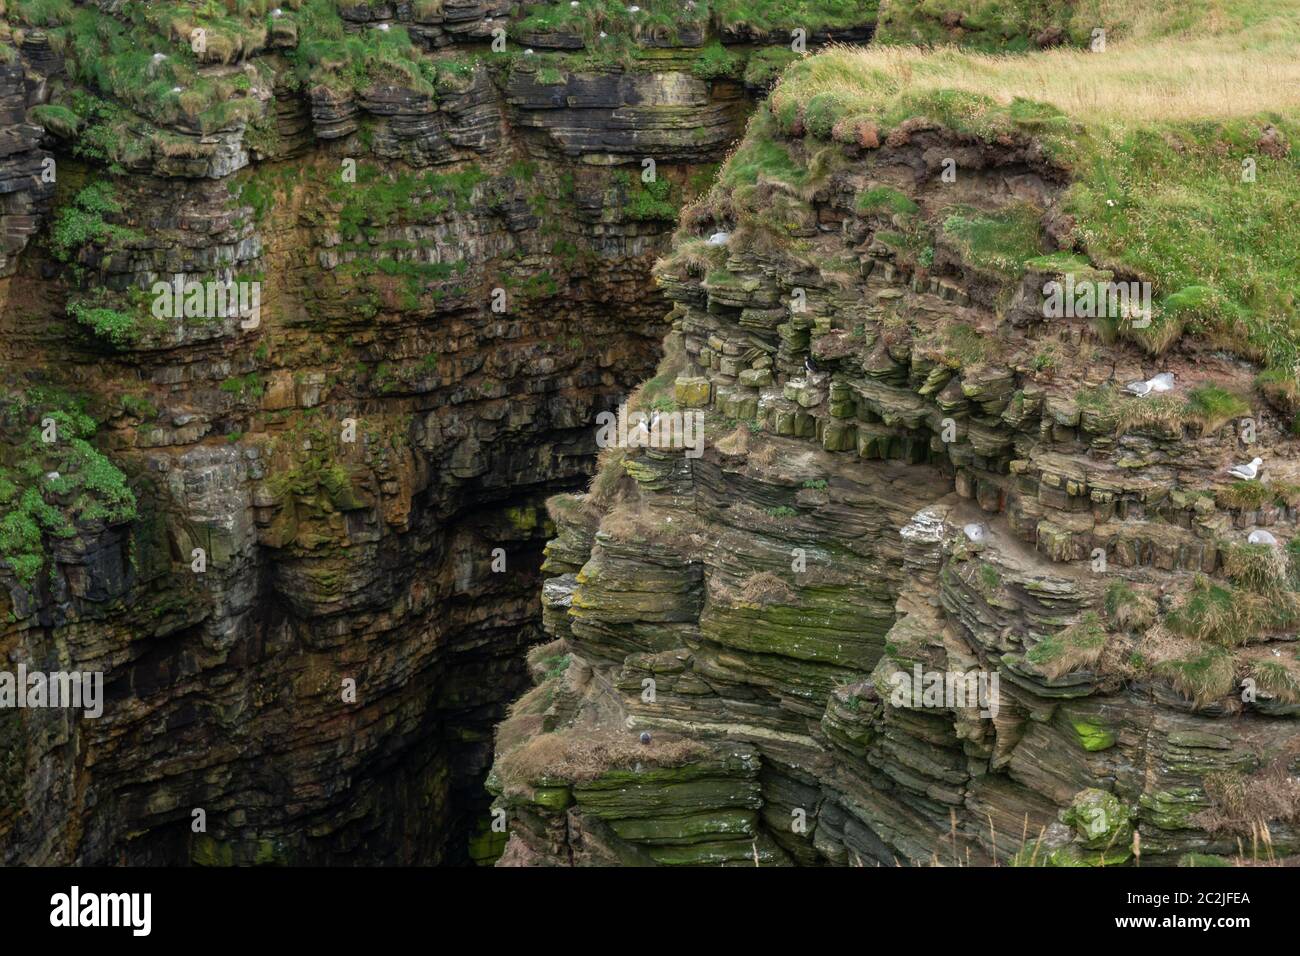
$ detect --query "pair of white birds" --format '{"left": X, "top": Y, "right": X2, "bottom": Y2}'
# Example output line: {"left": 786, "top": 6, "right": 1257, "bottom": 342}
{"left": 629, "top": 413, "right": 662, "bottom": 444}
{"left": 1124, "top": 371, "right": 1175, "bottom": 396}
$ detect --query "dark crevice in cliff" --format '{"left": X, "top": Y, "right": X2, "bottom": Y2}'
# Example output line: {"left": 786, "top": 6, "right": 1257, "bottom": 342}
{"left": 0, "top": 0, "right": 898, "bottom": 865}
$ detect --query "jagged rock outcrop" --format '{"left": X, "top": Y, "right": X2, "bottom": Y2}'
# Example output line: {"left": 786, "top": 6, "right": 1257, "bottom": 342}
{"left": 490, "top": 78, "right": 1300, "bottom": 866}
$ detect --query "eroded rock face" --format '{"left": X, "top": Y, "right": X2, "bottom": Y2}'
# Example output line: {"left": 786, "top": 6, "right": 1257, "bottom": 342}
{"left": 0, "top": 5, "right": 867, "bottom": 864}
{"left": 491, "top": 117, "right": 1300, "bottom": 867}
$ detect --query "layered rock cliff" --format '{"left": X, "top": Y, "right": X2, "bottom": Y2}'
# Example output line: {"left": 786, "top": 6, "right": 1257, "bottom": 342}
{"left": 0, "top": 0, "right": 876, "bottom": 864}
{"left": 488, "top": 7, "right": 1300, "bottom": 866}
{"left": 4, "top": 0, "right": 1298, "bottom": 871}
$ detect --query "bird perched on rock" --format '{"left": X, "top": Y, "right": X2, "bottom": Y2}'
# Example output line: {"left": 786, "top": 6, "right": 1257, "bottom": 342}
{"left": 962, "top": 522, "right": 987, "bottom": 543}
{"left": 707, "top": 231, "right": 730, "bottom": 246}
{"left": 1124, "top": 371, "right": 1175, "bottom": 396}
{"left": 804, "top": 355, "right": 828, "bottom": 386}
{"left": 1247, "top": 529, "right": 1278, "bottom": 546}
{"left": 1229, "top": 457, "right": 1264, "bottom": 480}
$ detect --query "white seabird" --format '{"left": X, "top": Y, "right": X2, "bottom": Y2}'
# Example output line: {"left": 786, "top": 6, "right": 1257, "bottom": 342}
{"left": 1247, "top": 529, "right": 1279, "bottom": 546}
{"left": 1229, "top": 457, "right": 1264, "bottom": 480}
{"left": 962, "top": 522, "right": 987, "bottom": 543}
{"left": 706, "top": 231, "right": 729, "bottom": 246}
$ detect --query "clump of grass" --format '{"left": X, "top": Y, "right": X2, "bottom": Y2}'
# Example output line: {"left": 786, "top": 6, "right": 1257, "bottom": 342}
{"left": 1163, "top": 575, "right": 1293, "bottom": 647}
{"left": 513, "top": 0, "right": 712, "bottom": 51}
{"left": 941, "top": 203, "right": 1045, "bottom": 278}
{"left": 1103, "top": 580, "right": 1158, "bottom": 633}
{"left": 0, "top": 389, "right": 137, "bottom": 586}
{"left": 621, "top": 171, "right": 677, "bottom": 222}
{"left": 738, "top": 571, "right": 799, "bottom": 606}
{"left": 1115, "top": 395, "right": 1186, "bottom": 436}
{"left": 1223, "top": 541, "right": 1289, "bottom": 594}
{"left": 742, "top": 47, "right": 798, "bottom": 88}
{"left": 1257, "top": 366, "right": 1300, "bottom": 413}
{"left": 658, "top": 237, "right": 727, "bottom": 279}
{"left": 1025, "top": 612, "right": 1109, "bottom": 679}
{"left": 713, "top": 0, "right": 874, "bottom": 34}
{"left": 937, "top": 322, "right": 989, "bottom": 369}
{"left": 1185, "top": 385, "right": 1251, "bottom": 433}
{"left": 1197, "top": 764, "right": 1300, "bottom": 837}
{"left": 856, "top": 185, "right": 918, "bottom": 216}
{"left": 1216, "top": 480, "right": 1273, "bottom": 511}
{"left": 718, "top": 111, "right": 807, "bottom": 191}
{"left": 1250, "top": 657, "right": 1300, "bottom": 705}
{"left": 1164, "top": 577, "right": 1245, "bottom": 646}
{"left": 1156, "top": 643, "right": 1239, "bottom": 706}
{"left": 875, "top": 0, "right": 1087, "bottom": 52}
{"left": 290, "top": 0, "right": 439, "bottom": 94}
{"left": 1272, "top": 481, "right": 1300, "bottom": 511}
{"left": 691, "top": 41, "right": 743, "bottom": 81}
{"left": 48, "top": 182, "right": 139, "bottom": 264}
{"left": 331, "top": 162, "right": 485, "bottom": 242}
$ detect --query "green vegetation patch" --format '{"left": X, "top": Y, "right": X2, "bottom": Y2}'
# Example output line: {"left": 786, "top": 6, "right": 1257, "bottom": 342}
{"left": 713, "top": 0, "right": 877, "bottom": 33}
{"left": 941, "top": 203, "right": 1045, "bottom": 278}
{"left": 289, "top": 0, "right": 439, "bottom": 94}
{"left": 330, "top": 162, "right": 486, "bottom": 242}
{"left": 760, "top": 4, "right": 1300, "bottom": 382}
{"left": 856, "top": 185, "right": 919, "bottom": 216}
{"left": 621, "top": 171, "right": 679, "bottom": 221}
{"left": 0, "top": 389, "right": 137, "bottom": 586}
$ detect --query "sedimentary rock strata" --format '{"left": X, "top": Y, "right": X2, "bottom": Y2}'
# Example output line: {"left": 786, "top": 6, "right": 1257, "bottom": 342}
{"left": 490, "top": 39, "right": 1300, "bottom": 865}
{"left": 0, "top": 1, "right": 871, "bottom": 864}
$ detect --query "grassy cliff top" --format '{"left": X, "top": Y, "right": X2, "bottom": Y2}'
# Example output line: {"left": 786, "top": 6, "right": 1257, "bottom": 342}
{"left": 743, "top": 0, "right": 1300, "bottom": 378}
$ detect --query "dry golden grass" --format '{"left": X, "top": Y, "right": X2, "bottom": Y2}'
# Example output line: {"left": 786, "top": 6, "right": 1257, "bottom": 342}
{"left": 587, "top": 445, "right": 629, "bottom": 510}
{"left": 599, "top": 503, "right": 701, "bottom": 545}
{"left": 776, "top": 10, "right": 1300, "bottom": 127}
{"left": 714, "top": 423, "right": 752, "bottom": 456}
{"left": 1114, "top": 395, "right": 1187, "bottom": 436}
{"left": 494, "top": 681, "right": 557, "bottom": 759}
{"left": 1249, "top": 654, "right": 1300, "bottom": 704}
{"left": 1104, "top": 581, "right": 1159, "bottom": 633}
{"left": 1224, "top": 542, "right": 1291, "bottom": 593}
{"left": 545, "top": 491, "right": 602, "bottom": 528}
{"left": 1197, "top": 756, "right": 1300, "bottom": 837}
{"left": 1140, "top": 623, "right": 1239, "bottom": 705}
{"left": 738, "top": 570, "right": 800, "bottom": 607}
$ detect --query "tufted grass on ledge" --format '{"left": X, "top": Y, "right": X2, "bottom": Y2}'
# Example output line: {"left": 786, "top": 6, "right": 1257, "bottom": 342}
{"left": 761, "top": 0, "right": 1300, "bottom": 382}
